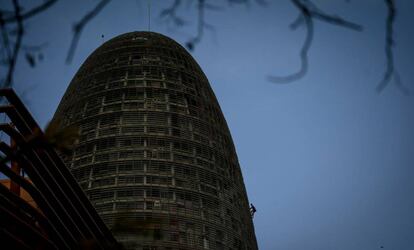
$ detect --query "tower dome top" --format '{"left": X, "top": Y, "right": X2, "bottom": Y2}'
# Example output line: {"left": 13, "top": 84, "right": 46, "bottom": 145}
{"left": 76, "top": 31, "right": 203, "bottom": 83}
{"left": 98, "top": 31, "right": 187, "bottom": 54}
{"left": 103, "top": 31, "right": 180, "bottom": 47}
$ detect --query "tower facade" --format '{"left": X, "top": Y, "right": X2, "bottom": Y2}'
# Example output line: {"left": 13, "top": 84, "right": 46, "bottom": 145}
{"left": 53, "top": 32, "right": 257, "bottom": 249}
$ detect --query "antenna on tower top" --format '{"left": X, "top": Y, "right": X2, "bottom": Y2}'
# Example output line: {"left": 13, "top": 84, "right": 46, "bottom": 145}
{"left": 147, "top": 0, "right": 151, "bottom": 31}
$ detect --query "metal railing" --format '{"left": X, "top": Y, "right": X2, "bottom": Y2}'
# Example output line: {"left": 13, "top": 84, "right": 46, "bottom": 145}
{"left": 0, "top": 88, "right": 121, "bottom": 249}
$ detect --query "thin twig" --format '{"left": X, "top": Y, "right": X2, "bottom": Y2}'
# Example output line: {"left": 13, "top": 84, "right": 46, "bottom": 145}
{"left": 304, "top": 0, "right": 362, "bottom": 31}
{"left": 269, "top": 0, "right": 362, "bottom": 83}
{"left": 66, "top": 0, "right": 111, "bottom": 64}
{"left": 269, "top": 0, "right": 312, "bottom": 83}
{"left": 290, "top": 14, "right": 304, "bottom": 30}
{"left": 185, "top": 0, "right": 205, "bottom": 50}
{"left": 160, "top": 0, "right": 186, "bottom": 27}
{"left": 3, "top": 0, "right": 57, "bottom": 24}
{"left": 0, "top": 12, "right": 12, "bottom": 63}
{"left": 160, "top": 0, "right": 246, "bottom": 51}
{"left": 160, "top": 0, "right": 221, "bottom": 51}
{"left": 1, "top": 0, "right": 54, "bottom": 88}
{"left": 376, "top": 0, "right": 408, "bottom": 94}
{"left": 4, "top": 0, "right": 24, "bottom": 87}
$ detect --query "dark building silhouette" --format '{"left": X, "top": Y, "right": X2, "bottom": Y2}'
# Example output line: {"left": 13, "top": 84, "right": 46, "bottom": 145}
{"left": 53, "top": 32, "right": 257, "bottom": 249}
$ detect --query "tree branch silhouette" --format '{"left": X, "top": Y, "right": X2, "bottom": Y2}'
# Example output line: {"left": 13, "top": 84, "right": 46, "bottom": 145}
{"left": 0, "top": 13, "right": 12, "bottom": 65}
{"left": 3, "top": 0, "right": 23, "bottom": 88}
{"left": 268, "top": 1, "right": 312, "bottom": 83}
{"left": 66, "top": 0, "right": 111, "bottom": 64}
{"left": 160, "top": 0, "right": 216, "bottom": 51}
{"left": 186, "top": 0, "right": 206, "bottom": 51}
{"left": 159, "top": 0, "right": 186, "bottom": 27}
{"left": 0, "top": 0, "right": 408, "bottom": 94}
{"left": 268, "top": 0, "right": 362, "bottom": 83}
{"left": 376, "top": 0, "right": 409, "bottom": 94}
{"left": 0, "top": 0, "right": 55, "bottom": 88}
{"left": 2, "top": 0, "right": 57, "bottom": 24}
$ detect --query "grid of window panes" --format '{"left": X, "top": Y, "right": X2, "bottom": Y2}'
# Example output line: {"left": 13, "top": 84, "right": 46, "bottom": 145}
{"left": 53, "top": 32, "right": 257, "bottom": 250}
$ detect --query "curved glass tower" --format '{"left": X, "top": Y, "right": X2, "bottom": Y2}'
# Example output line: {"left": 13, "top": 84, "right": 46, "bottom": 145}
{"left": 53, "top": 32, "right": 257, "bottom": 249}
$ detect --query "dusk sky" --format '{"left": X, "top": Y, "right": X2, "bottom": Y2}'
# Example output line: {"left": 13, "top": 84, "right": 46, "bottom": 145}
{"left": 4, "top": 0, "right": 414, "bottom": 249}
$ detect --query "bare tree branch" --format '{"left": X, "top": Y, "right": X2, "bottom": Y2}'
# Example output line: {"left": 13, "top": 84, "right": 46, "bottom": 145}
{"left": 269, "top": 0, "right": 362, "bottom": 83}
{"left": 304, "top": 0, "right": 362, "bottom": 31}
{"left": 290, "top": 14, "right": 304, "bottom": 30}
{"left": 0, "top": 0, "right": 55, "bottom": 88}
{"left": 160, "top": 0, "right": 186, "bottom": 27}
{"left": 66, "top": 0, "right": 111, "bottom": 64}
{"left": 4, "top": 0, "right": 24, "bottom": 87}
{"left": 376, "top": 0, "right": 409, "bottom": 94}
{"left": 186, "top": 0, "right": 206, "bottom": 50}
{"left": 0, "top": 12, "right": 12, "bottom": 62}
{"left": 160, "top": 0, "right": 222, "bottom": 51}
{"left": 3, "top": 0, "right": 57, "bottom": 24}
{"left": 228, "top": 0, "right": 267, "bottom": 7}
{"left": 268, "top": 0, "right": 312, "bottom": 83}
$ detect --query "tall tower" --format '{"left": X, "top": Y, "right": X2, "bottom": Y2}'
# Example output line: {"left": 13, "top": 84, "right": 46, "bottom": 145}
{"left": 53, "top": 32, "right": 257, "bottom": 249}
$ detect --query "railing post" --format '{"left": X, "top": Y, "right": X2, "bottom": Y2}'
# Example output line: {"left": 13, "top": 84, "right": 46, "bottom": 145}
{"left": 10, "top": 124, "right": 22, "bottom": 196}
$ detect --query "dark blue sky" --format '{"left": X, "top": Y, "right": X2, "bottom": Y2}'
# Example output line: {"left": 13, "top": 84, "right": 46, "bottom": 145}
{"left": 6, "top": 0, "right": 414, "bottom": 249}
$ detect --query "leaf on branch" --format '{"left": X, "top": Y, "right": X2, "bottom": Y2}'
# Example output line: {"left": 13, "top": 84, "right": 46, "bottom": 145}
{"left": 25, "top": 52, "right": 35, "bottom": 67}
{"left": 43, "top": 119, "right": 79, "bottom": 155}
{"left": 186, "top": 42, "right": 194, "bottom": 51}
